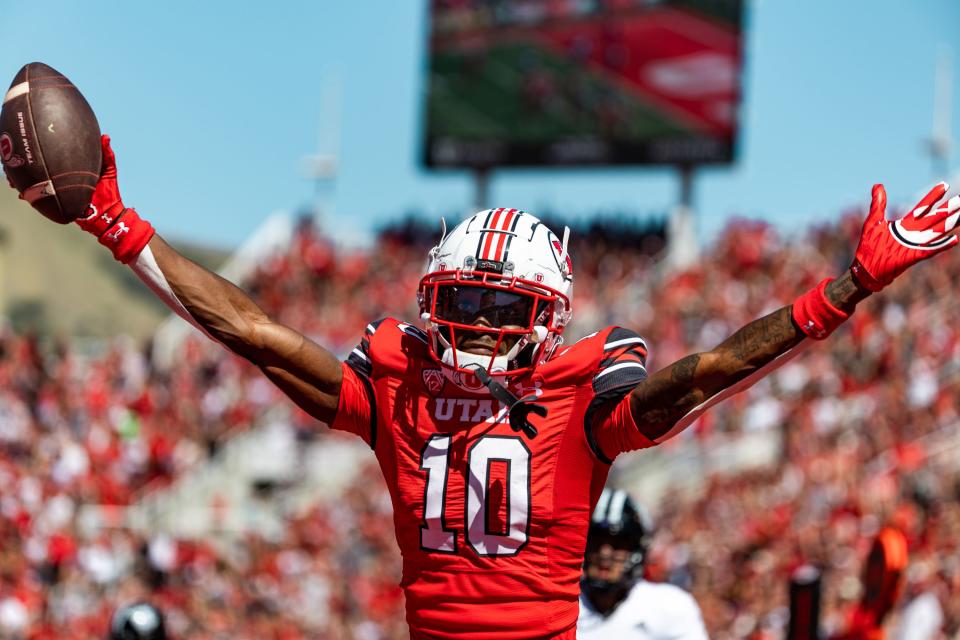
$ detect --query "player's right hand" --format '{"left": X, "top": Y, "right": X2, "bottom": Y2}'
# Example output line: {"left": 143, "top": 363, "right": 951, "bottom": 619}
{"left": 74, "top": 134, "right": 154, "bottom": 263}
{"left": 76, "top": 135, "right": 126, "bottom": 236}
{"left": 851, "top": 182, "right": 960, "bottom": 291}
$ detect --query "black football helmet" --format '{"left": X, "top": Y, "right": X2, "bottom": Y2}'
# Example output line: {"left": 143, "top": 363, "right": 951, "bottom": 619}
{"left": 109, "top": 602, "right": 167, "bottom": 640}
{"left": 581, "top": 488, "right": 653, "bottom": 610}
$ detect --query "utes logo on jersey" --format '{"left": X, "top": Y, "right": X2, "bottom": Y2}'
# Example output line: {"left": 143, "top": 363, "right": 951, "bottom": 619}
{"left": 452, "top": 370, "right": 486, "bottom": 392}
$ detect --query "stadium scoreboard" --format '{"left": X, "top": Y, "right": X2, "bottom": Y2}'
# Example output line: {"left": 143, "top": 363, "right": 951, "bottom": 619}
{"left": 423, "top": 0, "right": 744, "bottom": 168}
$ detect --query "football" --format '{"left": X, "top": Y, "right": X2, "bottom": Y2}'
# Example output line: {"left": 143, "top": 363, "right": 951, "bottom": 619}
{"left": 1, "top": 62, "right": 101, "bottom": 224}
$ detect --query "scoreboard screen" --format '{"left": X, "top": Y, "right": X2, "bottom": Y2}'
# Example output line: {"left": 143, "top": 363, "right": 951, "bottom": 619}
{"left": 423, "top": 0, "right": 744, "bottom": 168}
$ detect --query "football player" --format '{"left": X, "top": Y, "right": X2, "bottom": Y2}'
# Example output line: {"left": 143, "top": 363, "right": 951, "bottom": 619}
{"left": 108, "top": 602, "right": 167, "bottom": 640}
{"left": 578, "top": 488, "right": 707, "bottom": 640}
{"left": 8, "top": 135, "right": 960, "bottom": 639}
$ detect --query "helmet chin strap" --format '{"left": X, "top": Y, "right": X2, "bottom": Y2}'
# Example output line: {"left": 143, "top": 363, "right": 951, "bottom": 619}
{"left": 435, "top": 326, "right": 540, "bottom": 373}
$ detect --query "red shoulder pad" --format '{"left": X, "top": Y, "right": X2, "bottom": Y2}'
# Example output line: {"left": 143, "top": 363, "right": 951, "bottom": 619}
{"left": 346, "top": 317, "right": 431, "bottom": 380}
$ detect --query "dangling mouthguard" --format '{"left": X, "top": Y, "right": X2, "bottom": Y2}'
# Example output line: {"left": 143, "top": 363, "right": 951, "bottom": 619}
{"left": 470, "top": 366, "right": 546, "bottom": 439}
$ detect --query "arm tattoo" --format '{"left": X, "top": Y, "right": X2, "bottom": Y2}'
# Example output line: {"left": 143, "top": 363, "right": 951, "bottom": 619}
{"left": 671, "top": 353, "right": 699, "bottom": 383}
{"left": 629, "top": 354, "right": 704, "bottom": 439}
{"left": 630, "top": 306, "right": 803, "bottom": 440}
{"left": 629, "top": 269, "right": 868, "bottom": 441}
{"left": 825, "top": 269, "right": 871, "bottom": 313}
{"left": 725, "top": 305, "right": 803, "bottom": 364}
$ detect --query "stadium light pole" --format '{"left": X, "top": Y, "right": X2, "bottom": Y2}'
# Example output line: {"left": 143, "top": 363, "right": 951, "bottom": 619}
{"left": 666, "top": 164, "right": 699, "bottom": 270}
{"left": 926, "top": 45, "right": 952, "bottom": 178}
{"left": 302, "top": 71, "right": 342, "bottom": 227}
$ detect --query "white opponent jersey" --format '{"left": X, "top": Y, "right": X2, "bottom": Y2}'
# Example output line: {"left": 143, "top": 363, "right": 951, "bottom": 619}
{"left": 577, "top": 580, "right": 709, "bottom": 640}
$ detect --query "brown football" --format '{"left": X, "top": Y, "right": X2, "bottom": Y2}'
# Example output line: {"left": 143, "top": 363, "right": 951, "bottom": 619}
{"left": 1, "top": 62, "right": 102, "bottom": 224}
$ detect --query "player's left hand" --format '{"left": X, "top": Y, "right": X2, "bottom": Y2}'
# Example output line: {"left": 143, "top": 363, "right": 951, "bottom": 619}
{"left": 851, "top": 182, "right": 960, "bottom": 291}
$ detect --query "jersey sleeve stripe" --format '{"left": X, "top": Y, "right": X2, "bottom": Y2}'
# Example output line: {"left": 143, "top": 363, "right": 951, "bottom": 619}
{"left": 598, "top": 347, "right": 646, "bottom": 370}
{"left": 346, "top": 320, "right": 381, "bottom": 380}
{"left": 593, "top": 361, "right": 646, "bottom": 381}
{"left": 347, "top": 350, "right": 372, "bottom": 379}
{"left": 605, "top": 326, "right": 643, "bottom": 342}
{"left": 398, "top": 323, "right": 429, "bottom": 344}
{"left": 583, "top": 327, "right": 651, "bottom": 463}
{"left": 344, "top": 320, "right": 385, "bottom": 448}
{"left": 585, "top": 354, "right": 648, "bottom": 463}
{"left": 604, "top": 336, "right": 648, "bottom": 351}
{"left": 367, "top": 318, "right": 386, "bottom": 332}
{"left": 593, "top": 365, "right": 647, "bottom": 396}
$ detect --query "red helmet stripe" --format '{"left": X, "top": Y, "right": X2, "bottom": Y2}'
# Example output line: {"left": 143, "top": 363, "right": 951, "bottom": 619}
{"left": 493, "top": 232, "right": 507, "bottom": 261}
{"left": 492, "top": 209, "right": 517, "bottom": 260}
{"left": 481, "top": 208, "right": 504, "bottom": 259}
{"left": 499, "top": 208, "right": 517, "bottom": 230}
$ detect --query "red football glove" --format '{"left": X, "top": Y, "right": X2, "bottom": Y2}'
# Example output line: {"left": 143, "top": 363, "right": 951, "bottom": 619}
{"left": 76, "top": 135, "right": 155, "bottom": 263}
{"left": 851, "top": 182, "right": 960, "bottom": 291}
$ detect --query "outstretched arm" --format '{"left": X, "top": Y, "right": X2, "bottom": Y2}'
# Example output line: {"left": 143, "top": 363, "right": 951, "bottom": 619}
{"left": 629, "top": 271, "right": 868, "bottom": 441}
{"left": 629, "top": 181, "right": 959, "bottom": 444}
{"left": 69, "top": 136, "right": 344, "bottom": 423}
{"left": 146, "top": 236, "right": 343, "bottom": 422}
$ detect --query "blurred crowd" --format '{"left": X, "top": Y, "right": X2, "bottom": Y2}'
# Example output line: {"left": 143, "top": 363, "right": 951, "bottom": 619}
{"left": 0, "top": 204, "right": 959, "bottom": 638}
{"left": 641, "top": 215, "right": 960, "bottom": 639}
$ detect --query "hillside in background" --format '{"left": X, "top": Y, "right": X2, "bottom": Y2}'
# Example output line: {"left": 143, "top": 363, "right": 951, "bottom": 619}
{"left": 0, "top": 187, "right": 230, "bottom": 340}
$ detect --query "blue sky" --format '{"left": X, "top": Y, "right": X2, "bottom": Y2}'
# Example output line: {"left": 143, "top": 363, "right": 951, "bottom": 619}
{"left": 2, "top": 1, "right": 957, "bottom": 248}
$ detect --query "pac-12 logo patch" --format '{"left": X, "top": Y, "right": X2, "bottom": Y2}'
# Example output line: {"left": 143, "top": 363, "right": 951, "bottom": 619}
{"left": 422, "top": 368, "right": 445, "bottom": 395}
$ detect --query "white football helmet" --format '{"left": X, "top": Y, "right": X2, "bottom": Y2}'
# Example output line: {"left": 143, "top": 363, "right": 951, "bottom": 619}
{"left": 418, "top": 208, "right": 573, "bottom": 378}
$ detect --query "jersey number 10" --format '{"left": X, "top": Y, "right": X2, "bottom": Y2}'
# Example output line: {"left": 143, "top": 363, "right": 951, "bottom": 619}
{"left": 420, "top": 434, "right": 531, "bottom": 557}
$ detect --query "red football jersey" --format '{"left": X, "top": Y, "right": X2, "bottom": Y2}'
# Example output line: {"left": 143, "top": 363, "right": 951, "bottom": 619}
{"left": 331, "top": 319, "right": 653, "bottom": 639}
